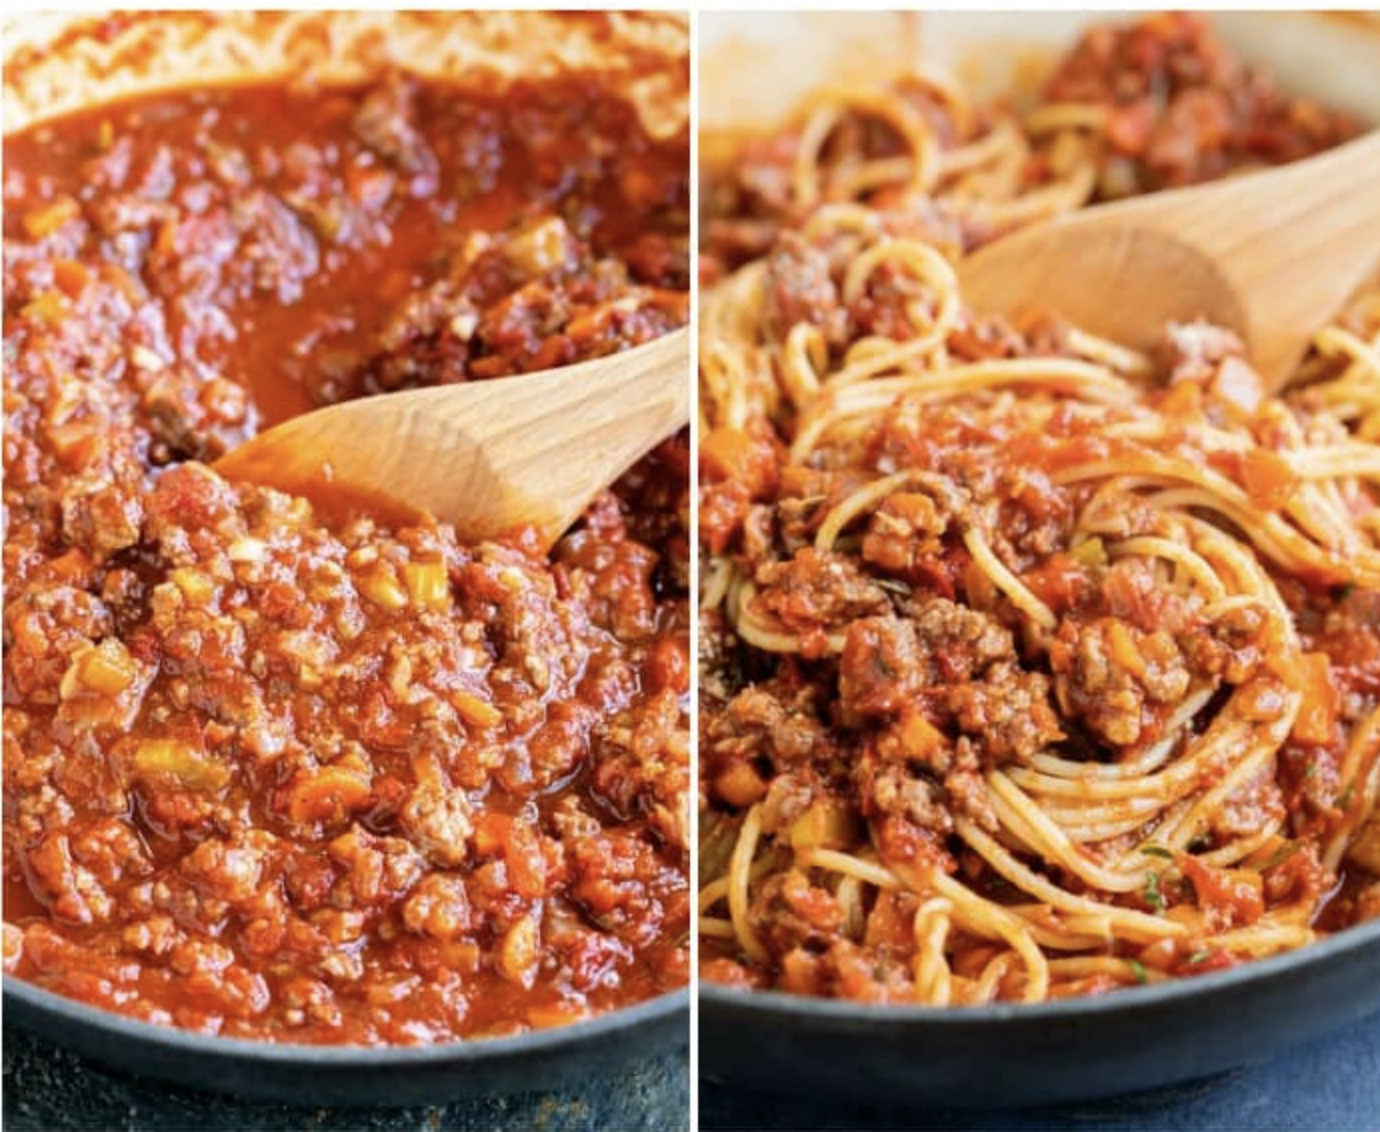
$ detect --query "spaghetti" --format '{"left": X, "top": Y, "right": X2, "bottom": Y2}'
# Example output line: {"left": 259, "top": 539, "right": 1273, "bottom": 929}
{"left": 698, "top": 14, "right": 1379, "bottom": 1006}
{"left": 701, "top": 13, "right": 1361, "bottom": 282}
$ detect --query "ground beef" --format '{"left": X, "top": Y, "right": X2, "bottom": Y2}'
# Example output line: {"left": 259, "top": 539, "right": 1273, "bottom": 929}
{"left": 857, "top": 757, "right": 953, "bottom": 837}
{"left": 762, "top": 232, "right": 847, "bottom": 347}
{"left": 947, "top": 663, "right": 1064, "bottom": 766}
{"left": 709, "top": 682, "right": 828, "bottom": 770}
{"left": 911, "top": 598, "right": 1016, "bottom": 681}
{"left": 839, "top": 616, "right": 924, "bottom": 718}
{"left": 1052, "top": 618, "right": 1194, "bottom": 747}
{"left": 755, "top": 547, "right": 892, "bottom": 631}
{"left": 749, "top": 869, "right": 846, "bottom": 955}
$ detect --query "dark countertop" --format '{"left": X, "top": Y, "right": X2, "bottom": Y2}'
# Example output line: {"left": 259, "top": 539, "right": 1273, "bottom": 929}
{"left": 701, "top": 1011, "right": 1380, "bottom": 1132}
{"left": 1, "top": 1024, "right": 688, "bottom": 1132}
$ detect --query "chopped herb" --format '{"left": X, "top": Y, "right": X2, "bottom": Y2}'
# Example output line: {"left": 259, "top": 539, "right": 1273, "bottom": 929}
{"left": 1337, "top": 784, "right": 1355, "bottom": 812}
{"left": 1144, "top": 871, "right": 1166, "bottom": 913}
{"left": 1127, "top": 959, "right": 1148, "bottom": 985}
{"left": 1303, "top": 762, "right": 1319, "bottom": 779}
{"left": 1187, "top": 950, "right": 1213, "bottom": 965}
{"left": 1335, "top": 582, "right": 1356, "bottom": 601}
{"left": 1139, "top": 845, "right": 1174, "bottom": 860}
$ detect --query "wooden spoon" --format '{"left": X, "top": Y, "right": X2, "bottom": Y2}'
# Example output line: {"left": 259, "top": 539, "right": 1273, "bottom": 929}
{"left": 958, "top": 129, "right": 1380, "bottom": 390}
{"left": 215, "top": 328, "right": 688, "bottom": 548}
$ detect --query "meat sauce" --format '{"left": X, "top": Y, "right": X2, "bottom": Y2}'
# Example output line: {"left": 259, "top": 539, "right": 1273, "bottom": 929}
{"left": 1040, "top": 12, "right": 1361, "bottom": 196}
{"left": 699, "top": 309, "right": 1380, "bottom": 996}
{"left": 701, "top": 12, "right": 1361, "bottom": 282}
{"left": 696, "top": 13, "right": 1378, "bottom": 999}
{"left": 3, "top": 75, "right": 689, "bottom": 1043}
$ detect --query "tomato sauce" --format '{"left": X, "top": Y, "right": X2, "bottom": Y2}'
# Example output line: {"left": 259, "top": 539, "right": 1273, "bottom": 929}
{"left": 3, "top": 73, "right": 689, "bottom": 1043}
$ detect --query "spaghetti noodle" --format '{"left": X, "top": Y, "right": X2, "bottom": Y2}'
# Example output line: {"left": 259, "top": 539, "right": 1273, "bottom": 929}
{"left": 701, "top": 13, "right": 1361, "bottom": 281}
{"left": 698, "top": 14, "right": 1379, "bottom": 1006}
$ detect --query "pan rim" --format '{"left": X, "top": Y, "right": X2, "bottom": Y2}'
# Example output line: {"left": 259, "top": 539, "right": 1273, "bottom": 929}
{"left": 699, "top": 917, "right": 1380, "bottom": 1024}
{"left": 3, "top": 978, "right": 689, "bottom": 1062}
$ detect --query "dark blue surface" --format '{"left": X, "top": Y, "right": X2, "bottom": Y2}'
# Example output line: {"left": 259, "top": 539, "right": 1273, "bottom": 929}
{"left": 701, "top": 1012, "right": 1380, "bottom": 1131}
{"left": 1, "top": 1023, "right": 689, "bottom": 1131}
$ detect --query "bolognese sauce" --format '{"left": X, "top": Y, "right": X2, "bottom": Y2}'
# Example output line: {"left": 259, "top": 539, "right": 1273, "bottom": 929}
{"left": 701, "top": 12, "right": 1361, "bottom": 282}
{"left": 3, "top": 71, "right": 689, "bottom": 1042}
{"left": 698, "top": 14, "right": 1378, "bottom": 1005}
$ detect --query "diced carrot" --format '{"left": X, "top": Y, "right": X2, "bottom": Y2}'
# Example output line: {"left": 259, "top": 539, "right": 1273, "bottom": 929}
{"left": 47, "top": 549, "right": 94, "bottom": 586}
{"left": 1240, "top": 449, "right": 1298, "bottom": 510}
{"left": 287, "top": 765, "right": 373, "bottom": 824}
{"left": 450, "top": 689, "right": 502, "bottom": 730}
{"left": 714, "top": 761, "right": 768, "bottom": 807}
{"left": 899, "top": 710, "right": 947, "bottom": 762}
{"left": 22, "top": 196, "right": 80, "bottom": 240}
{"left": 700, "top": 426, "right": 777, "bottom": 497}
{"left": 885, "top": 492, "right": 940, "bottom": 528}
{"left": 52, "top": 259, "right": 90, "bottom": 297}
{"left": 153, "top": 217, "right": 177, "bottom": 257}
{"left": 1024, "top": 553, "right": 1093, "bottom": 616}
{"left": 434, "top": 940, "right": 482, "bottom": 974}
{"left": 790, "top": 799, "right": 859, "bottom": 850}
{"left": 1158, "top": 380, "right": 1202, "bottom": 419}
{"left": 169, "top": 568, "right": 216, "bottom": 606}
{"left": 1292, "top": 652, "right": 1339, "bottom": 745}
{"left": 472, "top": 813, "right": 511, "bottom": 856}
{"left": 471, "top": 813, "right": 545, "bottom": 896}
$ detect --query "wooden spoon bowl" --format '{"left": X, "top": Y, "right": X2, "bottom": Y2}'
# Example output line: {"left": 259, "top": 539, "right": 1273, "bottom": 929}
{"left": 958, "top": 130, "right": 1380, "bottom": 389}
{"left": 215, "top": 328, "right": 689, "bottom": 549}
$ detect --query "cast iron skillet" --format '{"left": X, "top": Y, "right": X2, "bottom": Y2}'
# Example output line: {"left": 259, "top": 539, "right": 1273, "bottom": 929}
{"left": 700, "top": 920, "right": 1380, "bottom": 1107}
{"left": 4, "top": 980, "right": 687, "bottom": 1105}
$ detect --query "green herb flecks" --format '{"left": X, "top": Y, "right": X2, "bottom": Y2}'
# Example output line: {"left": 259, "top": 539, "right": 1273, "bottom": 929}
{"left": 1144, "top": 871, "right": 1166, "bottom": 913}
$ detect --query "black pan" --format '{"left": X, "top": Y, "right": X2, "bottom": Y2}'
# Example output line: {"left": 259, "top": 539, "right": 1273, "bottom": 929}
{"left": 3, "top": 980, "right": 687, "bottom": 1105}
{"left": 700, "top": 920, "right": 1380, "bottom": 1108}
